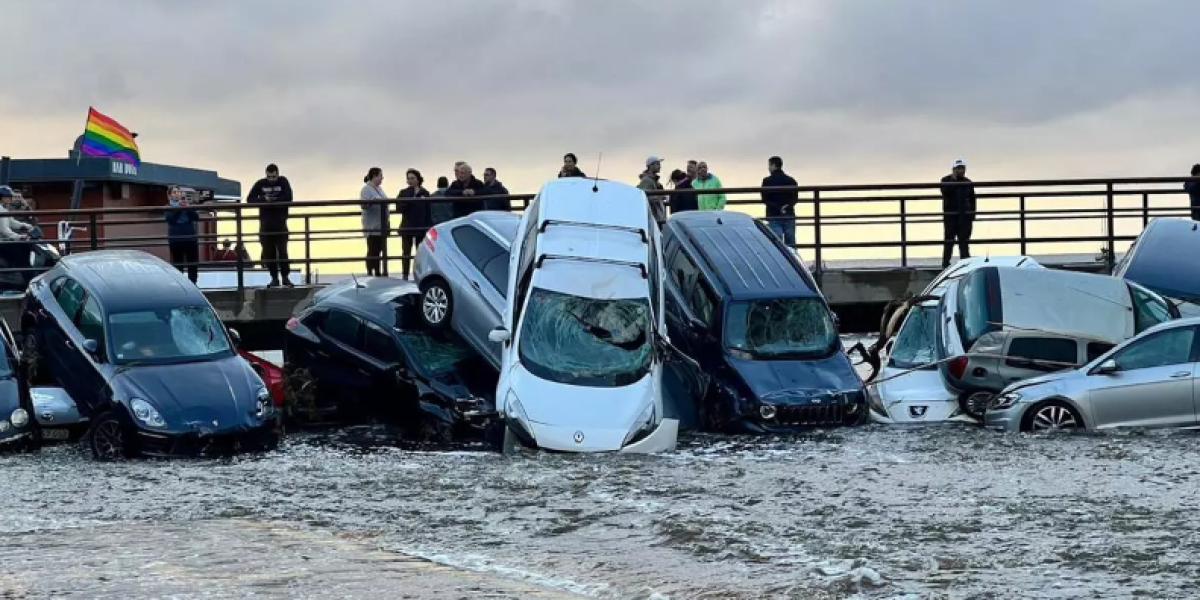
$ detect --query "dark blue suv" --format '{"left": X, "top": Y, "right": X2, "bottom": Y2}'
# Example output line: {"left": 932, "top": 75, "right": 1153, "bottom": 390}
{"left": 661, "top": 211, "right": 866, "bottom": 432}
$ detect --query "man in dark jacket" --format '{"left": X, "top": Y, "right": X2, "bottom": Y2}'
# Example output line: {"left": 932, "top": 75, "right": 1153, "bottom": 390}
{"left": 940, "top": 158, "right": 977, "bottom": 268}
{"left": 1187, "top": 164, "right": 1200, "bottom": 221}
{"left": 446, "top": 163, "right": 486, "bottom": 218}
{"left": 669, "top": 169, "right": 698, "bottom": 213}
{"left": 479, "top": 167, "right": 511, "bottom": 212}
{"left": 246, "top": 163, "right": 294, "bottom": 287}
{"left": 762, "top": 156, "right": 799, "bottom": 249}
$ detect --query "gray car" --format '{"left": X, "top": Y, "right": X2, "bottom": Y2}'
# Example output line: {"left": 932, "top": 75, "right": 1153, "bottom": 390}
{"left": 412, "top": 211, "right": 518, "bottom": 370}
{"left": 985, "top": 316, "right": 1200, "bottom": 432}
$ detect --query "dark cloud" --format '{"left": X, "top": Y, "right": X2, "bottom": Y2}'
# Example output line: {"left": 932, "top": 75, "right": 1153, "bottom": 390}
{"left": 1, "top": 0, "right": 1197, "bottom": 193}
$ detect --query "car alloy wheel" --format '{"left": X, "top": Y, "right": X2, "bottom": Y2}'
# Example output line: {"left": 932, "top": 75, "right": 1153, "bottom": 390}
{"left": 1029, "top": 404, "right": 1080, "bottom": 431}
{"left": 422, "top": 285, "right": 449, "bottom": 325}
{"left": 90, "top": 418, "right": 127, "bottom": 460}
{"left": 964, "top": 391, "right": 992, "bottom": 420}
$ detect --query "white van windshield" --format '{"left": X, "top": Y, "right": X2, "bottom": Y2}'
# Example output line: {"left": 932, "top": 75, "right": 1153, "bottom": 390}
{"left": 724, "top": 298, "right": 838, "bottom": 359}
{"left": 518, "top": 287, "right": 652, "bottom": 387}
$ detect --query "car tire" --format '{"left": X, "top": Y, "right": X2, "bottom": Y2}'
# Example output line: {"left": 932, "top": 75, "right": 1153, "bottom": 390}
{"left": 957, "top": 390, "right": 992, "bottom": 422}
{"left": 1021, "top": 400, "right": 1084, "bottom": 433}
{"left": 20, "top": 327, "right": 48, "bottom": 386}
{"left": 86, "top": 410, "right": 134, "bottom": 461}
{"left": 419, "top": 279, "right": 453, "bottom": 329}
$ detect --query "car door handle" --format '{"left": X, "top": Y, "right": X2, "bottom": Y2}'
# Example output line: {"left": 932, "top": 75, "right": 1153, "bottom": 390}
{"left": 470, "top": 280, "right": 481, "bottom": 290}
{"left": 1171, "top": 371, "right": 1191, "bottom": 378}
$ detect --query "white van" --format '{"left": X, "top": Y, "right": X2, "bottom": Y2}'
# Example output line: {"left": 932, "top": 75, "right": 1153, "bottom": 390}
{"left": 487, "top": 178, "right": 681, "bottom": 453}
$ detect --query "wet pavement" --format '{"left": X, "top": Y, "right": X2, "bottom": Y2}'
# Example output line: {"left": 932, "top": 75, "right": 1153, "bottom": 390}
{"left": 3, "top": 425, "right": 1200, "bottom": 599}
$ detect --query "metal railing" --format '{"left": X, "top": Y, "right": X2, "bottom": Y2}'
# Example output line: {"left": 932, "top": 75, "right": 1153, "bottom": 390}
{"left": 0, "top": 176, "right": 1196, "bottom": 290}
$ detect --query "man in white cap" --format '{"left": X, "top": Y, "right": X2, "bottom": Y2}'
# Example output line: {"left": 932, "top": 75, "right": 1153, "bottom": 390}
{"left": 939, "top": 157, "right": 977, "bottom": 268}
{"left": 638, "top": 156, "right": 667, "bottom": 226}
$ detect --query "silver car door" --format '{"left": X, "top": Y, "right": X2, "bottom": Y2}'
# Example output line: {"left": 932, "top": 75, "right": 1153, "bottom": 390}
{"left": 1087, "top": 326, "right": 1197, "bottom": 429}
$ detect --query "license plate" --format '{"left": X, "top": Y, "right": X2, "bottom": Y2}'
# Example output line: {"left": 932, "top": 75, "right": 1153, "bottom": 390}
{"left": 41, "top": 429, "right": 70, "bottom": 440}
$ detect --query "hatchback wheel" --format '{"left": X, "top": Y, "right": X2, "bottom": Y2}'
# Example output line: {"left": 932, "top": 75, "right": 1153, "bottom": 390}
{"left": 1025, "top": 402, "right": 1082, "bottom": 432}
{"left": 958, "top": 391, "right": 992, "bottom": 421}
{"left": 21, "top": 328, "right": 47, "bottom": 385}
{"left": 419, "top": 280, "right": 452, "bottom": 329}
{"left": 87, "top": 411, "right": 133, "bottom": 461}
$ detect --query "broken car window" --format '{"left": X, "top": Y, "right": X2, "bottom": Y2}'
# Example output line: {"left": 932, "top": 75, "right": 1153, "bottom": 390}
{"left": 724, "top": 297, "right": 838, "bottom": 359}
{"left": 887, "top": 304, "right": 938, "bottom": 369}
{"left": 518, "top": 287, "right": 652, "bottom": 387}
{"left": 108, "top": 306, "right": 233, "bottom": 365}
{"left": 398, "top": 328, "right": 475, "bottom": 374}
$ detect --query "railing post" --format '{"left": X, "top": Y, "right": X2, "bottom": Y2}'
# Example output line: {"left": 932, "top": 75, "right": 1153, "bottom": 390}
{"left": 381, "top": 208, "right": 390, "bottom": 277}
{"left": 304, "top": 216, "right": 313, "bottom": 285}
{"left": 1018, "top": 195, "right": 1027, "bottom": 256}
{"left": 1141, "top": 192, "right": 1150, "bottom": 227}
{"left": 812, "top": 189, "right": 822, "bottom": 284}
{"left": 898, "top": 197, "right": 908, "bottom": 267}
{"left": 1105, "top": 183, "right": 1116, "bottom": 272}
{"left": 88, "top": 213, "right": 99, "bottom": 250}
{"left": 235, "top": 206, "right": 244, "bottom": 292}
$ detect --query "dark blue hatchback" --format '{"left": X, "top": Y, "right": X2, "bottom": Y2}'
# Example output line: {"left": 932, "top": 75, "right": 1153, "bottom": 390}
{"left": 20, "top": 250, "right": 279, "bottom": 459}
{"left": 661, "top": 211, "right": 866, "bottom": 432}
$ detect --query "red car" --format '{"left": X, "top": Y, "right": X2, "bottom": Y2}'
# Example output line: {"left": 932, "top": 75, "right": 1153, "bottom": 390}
{"left": 239, "top": 350, "right": 285, "bottom": 406}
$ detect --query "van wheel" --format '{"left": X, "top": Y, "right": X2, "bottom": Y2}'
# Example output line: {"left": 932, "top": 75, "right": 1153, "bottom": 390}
{"left": 21, "top": 327, "right": 48, "bottom": 386}
{"left": 419, "top": 279, "right": 452, "bottom": 329}
{"left": 86, "top": 410, "right": 134, "bottom": 461}
{"left": 958, "top": 391, "right": 992, "bottom": 421}
{"left": 1022, "top": 401, "right": 1083, "bottom": 433}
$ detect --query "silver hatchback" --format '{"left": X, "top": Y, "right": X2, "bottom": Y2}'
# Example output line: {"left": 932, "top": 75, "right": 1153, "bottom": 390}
{"left": 412, "top": 211, "right": 519, "bottom": 370}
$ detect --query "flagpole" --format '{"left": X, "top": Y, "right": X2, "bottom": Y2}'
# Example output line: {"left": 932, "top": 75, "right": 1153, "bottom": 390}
{"left": 70, "top": 106, "right": 92, "bottom": 210}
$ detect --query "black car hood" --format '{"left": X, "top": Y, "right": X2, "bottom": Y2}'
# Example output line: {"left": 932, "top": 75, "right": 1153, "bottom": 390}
{"left": 113, "top": 356, "right": 263, "bottom": 430}
{"left": 729, "top": 351, "right": 862, "bottom": 401}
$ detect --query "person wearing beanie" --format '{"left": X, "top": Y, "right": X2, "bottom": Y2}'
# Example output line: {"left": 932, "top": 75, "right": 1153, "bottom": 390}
{"left": 939, "top": 158, "right": 977, "bottom": 268}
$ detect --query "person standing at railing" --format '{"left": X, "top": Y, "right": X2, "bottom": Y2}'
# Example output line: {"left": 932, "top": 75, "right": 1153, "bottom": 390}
{"left": 559, "top": 153, "right": 587, "bottom": 178}
{"left": 164, "top": 186, "right": 202, "bottom": 284}
{"left": 447, "top": 163, "right": 486, "bottom": 218}
{"left": 360, "top": 167, "right": 389, "bottom": 277}
{"left": 397, "top": 168, "right": 431, "bottom": 280}
{"left": 940, "top": 158, "right": 977, "bottom": 268}
{"left": 638, "top": 156, "right": 667, "bottom": 226}
{"left": 669, "top": 169, "right": 698, "bottom": 213}
{"left": 1187, "top": 164, "right": 1200, "bottom": 221}
{"left": 761, "top": 156, "right": 799, "bottom": 249}
{"left": 693, "top": 161, "right": 726, "bottom": 211}
{"left": 429, "top": 176, "right": 453, "bottom": 226}
{"left": 0, "top": 187, "right": 35, "bottom": 270}
{"left": 246, "top": 163, "right": 294, "bottom": 287}
{"left": 479, "top": 167, "right": 511, "bottom": 211}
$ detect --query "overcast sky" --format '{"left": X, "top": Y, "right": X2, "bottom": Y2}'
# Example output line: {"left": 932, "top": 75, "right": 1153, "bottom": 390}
{"left": 1, "top": 0, "right": 1198, "bottom": 199}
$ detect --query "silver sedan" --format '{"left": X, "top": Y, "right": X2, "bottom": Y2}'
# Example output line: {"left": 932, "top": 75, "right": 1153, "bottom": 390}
{"left": 985, "top": 317, "right": 1200, "bottom": 432}
{"left": 412, "top": 211, "right": 519, "bottom": 370}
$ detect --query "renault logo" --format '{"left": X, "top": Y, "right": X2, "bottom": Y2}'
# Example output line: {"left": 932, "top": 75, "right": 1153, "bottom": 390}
{"left": 573, "top": 431, "right": 584, "bottom": 444}
{"left": 909, "top": 406, "right": 928, "bottom": 419}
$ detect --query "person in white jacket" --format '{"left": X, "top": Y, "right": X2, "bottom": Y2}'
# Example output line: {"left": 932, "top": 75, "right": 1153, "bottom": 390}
{"left": 0, "top": 186, "right": 35, "bottom": 272}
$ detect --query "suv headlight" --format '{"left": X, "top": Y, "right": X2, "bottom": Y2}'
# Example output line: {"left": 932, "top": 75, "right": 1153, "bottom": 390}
{"left": 622, "top": 403, "right": 657, "bottom": 447}
{"left": 255, "top": 387, "right": 276, "bottom": 418}
{"left": 130, "top": 398, "right": 167, "bottom": 428}
{"left": 990, "top": 391, "right": 1022, "bottom": 411}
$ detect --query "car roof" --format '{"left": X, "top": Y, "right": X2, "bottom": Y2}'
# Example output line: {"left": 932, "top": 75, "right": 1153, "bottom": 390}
{"left": 312, "top": 277, "right": 419, "bottom": 325}
{"left": 60, "top": 250, "right": 210, "bottom": 313}
{"left": 535, "top": 178, "right": 651, "bottom": 231}
{"left": 672, "top": 211, "right": 815, "bottom": 299}
{"left": 923, "top": 255, "right": 1041, "bottom": 298}
{"left": 1117, "top": 217, "right": 1200, "bottom": 301}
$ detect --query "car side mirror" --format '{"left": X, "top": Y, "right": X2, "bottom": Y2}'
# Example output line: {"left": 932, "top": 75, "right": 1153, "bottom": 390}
{"left": 488, "top": 327, "right": 511, "bottom": 344}
{"left": 82, "top": 339, "right": 99, "bottom": 355}
{"left": 1095, "top": 358, "right": 1119, "bottom": 375}
{"left": 227, "top": 328, "right": 242, "bottom": 348}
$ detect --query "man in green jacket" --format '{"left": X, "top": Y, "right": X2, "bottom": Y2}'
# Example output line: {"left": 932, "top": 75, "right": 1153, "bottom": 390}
{"left": 693, "top": 161, "right": 726, "bottom": 210}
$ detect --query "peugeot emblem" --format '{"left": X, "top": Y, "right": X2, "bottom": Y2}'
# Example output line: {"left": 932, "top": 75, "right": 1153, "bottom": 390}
{"left": 909, "top": 406, "right": 928, "bottom": 419}
{"left": 573, "top": 431, "right": 584, "bottom": 444}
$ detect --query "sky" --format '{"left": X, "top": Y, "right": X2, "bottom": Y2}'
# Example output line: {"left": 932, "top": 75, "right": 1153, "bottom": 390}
{"left": 2, "top": 0, "right": 1199, "bottom": 202}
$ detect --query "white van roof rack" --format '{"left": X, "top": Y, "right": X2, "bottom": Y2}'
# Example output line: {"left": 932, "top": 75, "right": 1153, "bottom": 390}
{"left": 538, "top": 219, "right": 648, "bottom": 243}
{"left": 535, "top": 253, "right": 648, "bottom": 279}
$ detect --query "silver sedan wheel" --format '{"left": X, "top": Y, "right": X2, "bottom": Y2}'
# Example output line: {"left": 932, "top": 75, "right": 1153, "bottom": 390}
{"left": 1030, "top": 404, "right": 1080, "bottom": 431}
{"left": 423, "top": 286, "right": 449, "bottom": 324}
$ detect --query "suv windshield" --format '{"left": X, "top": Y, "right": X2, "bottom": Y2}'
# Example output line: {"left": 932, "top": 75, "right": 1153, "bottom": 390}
{"left": 724, "top": 297, "right": 838, "bottom": 359}
{"left": 398, "top": 328, "right": 475, "bottom": 374}
{"left": 518, "top": 287, "right": 652, "bottom": 387}
{"left": 109, "top": 306, "right": 233, "bottom": 365}
{"left": 888, "top": 304, "right": 939, "bottom": 369}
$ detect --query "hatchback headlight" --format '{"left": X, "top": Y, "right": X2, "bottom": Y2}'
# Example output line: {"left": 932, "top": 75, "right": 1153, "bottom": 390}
{"left": 866, "top": 385, "right": 888, "bottom": 418}
{"left": 622, "top": 404, "right": 657, "bottom": 447}
{"left": 131, "top": 398, "right": 167, "bottom": 428}
{"left": 10, "top": 408, "right": 29, "bottom": 428}
{"left": 503, "top": 391, "right": 535, "bottom": 441}
{"left": 990, "top": 391, "right": 1022, "bottom": 411}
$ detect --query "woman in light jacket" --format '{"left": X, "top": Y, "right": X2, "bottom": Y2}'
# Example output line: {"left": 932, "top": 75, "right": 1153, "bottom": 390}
{"left": 360, "top": 167, "right": 389, "bottom": 276}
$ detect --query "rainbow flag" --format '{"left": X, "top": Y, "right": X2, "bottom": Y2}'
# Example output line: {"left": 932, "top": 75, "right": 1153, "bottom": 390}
{"left": 81, "top": 107, "right": 140, "bottom": 165}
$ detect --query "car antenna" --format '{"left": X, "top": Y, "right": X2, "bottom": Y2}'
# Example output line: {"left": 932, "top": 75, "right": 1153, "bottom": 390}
{"left": 592, "top": 152, "right": 602, "bottom": 193}
{"left": 350, "top": 273, "right": 365, "bottom": 289}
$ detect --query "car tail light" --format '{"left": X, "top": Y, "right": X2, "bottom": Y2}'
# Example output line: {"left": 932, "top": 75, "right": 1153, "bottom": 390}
{"left": 948, "top": 356, "right": 968, "bottom": 380}
{"left": 423, "top": 227, "right": 437, "bottom": 251}
{"left": 286, "top": 317, "right": 299, "bottom": 330}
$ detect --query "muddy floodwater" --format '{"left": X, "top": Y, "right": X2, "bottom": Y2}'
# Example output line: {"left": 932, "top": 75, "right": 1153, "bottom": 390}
{"left": 3, "top": 344, "right": 1200, "bottom": 598}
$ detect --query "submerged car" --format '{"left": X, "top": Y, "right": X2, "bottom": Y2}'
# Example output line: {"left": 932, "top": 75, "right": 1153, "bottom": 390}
{"left": 283, "top": 276, "right": 496, "bottom": 441}
{"left": 413, "top": 211, "right": 520, "bottom": 369}
{"left": 20, "top": 250, "right": 279, "bottom": 459}
{"left": 868, "top": 256, "right": 1043, "bottom": 424}
{"left": 489, "top": 178, "right": 685, "bottom": 454}
{"left": 0, "top": 317, "right": 34, "bottom": 449}
{"left": 661, "top": 210, "right": 865, "bottom": 432}
{"left": 936, "top": 265, "right": 1179, "bottom": 419}
{"left": 1113, "top": 217, "right": 1200, "bottom": 318}
{"left": 986, "top": 317, "right": 1200, "bottom": 432}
